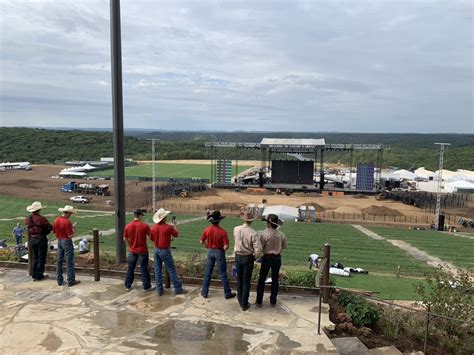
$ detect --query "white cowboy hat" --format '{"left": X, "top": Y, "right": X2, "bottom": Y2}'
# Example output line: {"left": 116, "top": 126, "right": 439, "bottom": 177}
{"left": 26, "top": 201, "right": 44, "bottom": 213}
{"left": 58, "top": 205, "right": 76, "bottom": 214}
{"left": 153, "top": 208, "right": 171, "bottom": 224}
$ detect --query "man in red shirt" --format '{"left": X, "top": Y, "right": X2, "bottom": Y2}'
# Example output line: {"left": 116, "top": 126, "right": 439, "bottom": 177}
{"left": 123, "top": 209, "right": 152, "bottom": 291}
{"left": 25, "top": 201, "right": 52, "bottom": 282}
{"left": 53, "top": 205, "right": 80, "bottom": 287}
{"left": 149, "top": 208, "right": 186, "bottom": 296}
{"left": 200, "top": 211, "right": 236, "bottom": 299}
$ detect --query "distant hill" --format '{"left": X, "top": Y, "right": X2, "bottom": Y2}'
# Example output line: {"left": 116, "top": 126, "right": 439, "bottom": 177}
{"left": 0, "top": 127, "right": 473, "bottom": 170}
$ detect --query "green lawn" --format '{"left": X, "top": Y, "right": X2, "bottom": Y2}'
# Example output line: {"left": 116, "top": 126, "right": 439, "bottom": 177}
{"left": 369, "top": 227, "right": 474, "bottom": 271}
{"left": 92, "top": 162, "right": 253, "bottom": 180}
{"left": 1, "top": 192, "right": 439, "bottom": 299}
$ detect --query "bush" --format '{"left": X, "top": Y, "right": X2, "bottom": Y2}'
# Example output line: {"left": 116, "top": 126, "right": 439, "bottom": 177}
{"left": 415, "top": 266, "right": 473, "bottom": 337}
{"left": 283, "top": 270, "right": 316, "bottom": 287}
{"left": 380, "top": 306, "right": 408, "bottom": 341}
{"left": 338, "top": 291, "right": 380, "bottom": 327}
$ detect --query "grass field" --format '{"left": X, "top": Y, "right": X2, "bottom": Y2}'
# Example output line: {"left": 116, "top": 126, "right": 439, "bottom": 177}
{"left": 369, "top": 226, "right": 474, "bottom": 271}
{"left": 92, "top": 162, "right": 253, "bottom": 180}
{"left": 0, "top": 194, "right": 442, "bottom": 299}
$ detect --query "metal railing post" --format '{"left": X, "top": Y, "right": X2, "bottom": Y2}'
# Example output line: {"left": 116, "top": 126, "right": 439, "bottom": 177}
{"left": 93, "top": 229, "right": 100, "bottom": 281}
{"left": 424, "top": 305, "right": 430, "bottom": 354}
{"left": 317, "top": 288, "right": 323, "bottom": 334}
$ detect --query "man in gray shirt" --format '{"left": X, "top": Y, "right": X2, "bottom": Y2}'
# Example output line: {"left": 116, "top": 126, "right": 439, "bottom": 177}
{"left": 12, "top": 223, "right": 24, "bottom": 245}
{"left": 256, "top": 214, "right": 287, "bottom": 307}
{"left": 233, "top": 212, "right": 262, "bottom": 311}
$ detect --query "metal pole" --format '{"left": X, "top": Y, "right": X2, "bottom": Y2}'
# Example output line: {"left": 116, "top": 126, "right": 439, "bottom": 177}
{"left": 110, "top": 0, "right": 126, "bottom": 264}
{"left": 152, "top": 139, "right": 156, "bottom": 211}
{"left": 434, "top": 143, "right": 450, "bottom": 231}
{"left": 423, "top": 305, "right": 430, "bottom": 354}
{"left": 322, "top": 243, "right": 330, "bottom": 303}
{"left": 349, "top": 147, "right": 353, "bottom": 190}
{"left": 93, "top": 229, "right": 100, "bottom": 281}
{"left": 317, "top": 288, "right": 323, "bottom": 334}
{"left": 319, "top": 149, "right": 325, "bottom": 190}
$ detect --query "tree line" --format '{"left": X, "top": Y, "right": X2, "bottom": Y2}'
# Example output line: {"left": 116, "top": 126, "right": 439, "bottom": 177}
{"left": 1, "top": 127, "right": 472, "bottom": 171}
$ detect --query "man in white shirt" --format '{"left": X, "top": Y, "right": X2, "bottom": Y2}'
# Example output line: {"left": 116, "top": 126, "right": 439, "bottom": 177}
{"left": 79, "top": 238, "right": 89, "bottom": 254}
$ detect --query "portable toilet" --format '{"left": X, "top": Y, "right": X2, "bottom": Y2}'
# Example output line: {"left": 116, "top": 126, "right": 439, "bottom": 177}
{"left": 308, "top": 205, "right": 316, "bottom": 222}
{"left": 299, "top": 205, "right": 307, "bottom": 222}
{"left": 248, "top": 204, "right": 256, "bottom": 215}
{"left": 257, "top": 203, "right": 265, "bottom": 218}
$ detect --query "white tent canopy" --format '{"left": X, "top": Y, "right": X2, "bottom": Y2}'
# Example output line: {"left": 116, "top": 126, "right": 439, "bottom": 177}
{"left": 415, "top": 167, "right": 435, "bottom": 180}
{"left": 392, "top": 169, "right": 417, "bottom": 180}
{"left": 81, "top": 163, "right": 97, "bottom": 171}
{"left": 444, "top": 180, "right": 474, "bottom": 193}
{"left": 262, "top": 205, "right": 299, "bottom": 221}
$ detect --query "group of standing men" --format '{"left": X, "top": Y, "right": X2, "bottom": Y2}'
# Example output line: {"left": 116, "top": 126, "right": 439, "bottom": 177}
{"left": 24, "top": 201, "right": 80, "bottom": 287}
{"left": 124, "top": 208, "right": 288, "bottom": 311}
{"left": 22, "top": 200, "right": 287, "bottom": 310}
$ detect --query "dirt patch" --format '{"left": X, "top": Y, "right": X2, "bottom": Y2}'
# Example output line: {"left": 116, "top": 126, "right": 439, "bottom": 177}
{"left": 333, "top": 206, "right": 361, "bottom": 214}
{"left": 362, "top": 205, "right": 403, "bottom": 216}
{"left": 352, "top": 194, "right": 369, "bottom": 199}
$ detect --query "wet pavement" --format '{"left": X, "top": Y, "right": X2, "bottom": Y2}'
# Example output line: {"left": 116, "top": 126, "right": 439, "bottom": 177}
{"left": 0, "top": 268, "right": 337, "bottom": 354}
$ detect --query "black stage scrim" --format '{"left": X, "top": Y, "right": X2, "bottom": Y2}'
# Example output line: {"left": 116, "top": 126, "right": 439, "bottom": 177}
{"left": 271, "top": 160, "right": 314, "bottom": 184}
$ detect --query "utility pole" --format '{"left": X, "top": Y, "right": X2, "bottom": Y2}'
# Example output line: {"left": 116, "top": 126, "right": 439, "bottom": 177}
{"left": 152, "top": 139, "right": 156, "bottom": 212}
{"left": 434, "top": 143, "right": 450, "bottom": 231}
{"left": 110, "top": 0, "right": 126, "bottom": 263}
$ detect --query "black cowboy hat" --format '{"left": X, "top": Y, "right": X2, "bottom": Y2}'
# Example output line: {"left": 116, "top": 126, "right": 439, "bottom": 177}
{"left": 207, "top": 210, "right": 225, "bottom": 223}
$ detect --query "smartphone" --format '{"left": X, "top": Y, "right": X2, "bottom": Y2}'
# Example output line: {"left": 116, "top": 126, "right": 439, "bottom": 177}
{"left": 172, "top": 216, "right": 177, "bottom": 223}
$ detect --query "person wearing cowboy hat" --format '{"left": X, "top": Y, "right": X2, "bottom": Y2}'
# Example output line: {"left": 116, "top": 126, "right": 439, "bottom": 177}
{"left": 25, "top": 201, "right": 52, "bottom": 281}
{"left": 53, "top": 205, "right": 80, "bottom": 287}
{"left": 256, "top": 214, "right": 287, "bottom": 308}
{"left": 123, "top": 209, "right": 153, "bottom": 291}
{"left": 149, "top": 208, "right": 187, "bottom": 296}
{"left": 199, "top": 211, "right": 236, "bottom": 299}
{"left": 233, "top": 211, "right": 262, "bottom": 311}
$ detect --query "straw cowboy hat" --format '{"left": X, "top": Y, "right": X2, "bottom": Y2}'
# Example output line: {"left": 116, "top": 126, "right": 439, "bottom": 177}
{"left": 26, "top": 201, "right": 44, "bottom": 213}
{"left": 153, "top": 208, "right": 171, "bottom": 224}
{"left": 58, "top": 205, "right": 76, "bottom": 214}
{"left": 207, "top": 210, "right": 225, "bottom": 223}
{"left": 265, "top": 213, "right": 284, "bottom": 226}
{"left": 241, "top": 211, "right": 256, "bottom": 222}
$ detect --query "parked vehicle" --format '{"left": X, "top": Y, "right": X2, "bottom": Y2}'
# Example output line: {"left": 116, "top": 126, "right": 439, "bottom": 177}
{"left": 70, "top": 195, "right": 92, "bottom": 203}
{"left": 61, "top": 181, "right": 110, "bottom": 196}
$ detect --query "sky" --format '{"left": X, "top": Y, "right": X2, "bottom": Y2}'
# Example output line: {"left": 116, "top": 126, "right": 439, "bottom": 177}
{"left": 0, "top": 0, "right": 473, "bottom": 133}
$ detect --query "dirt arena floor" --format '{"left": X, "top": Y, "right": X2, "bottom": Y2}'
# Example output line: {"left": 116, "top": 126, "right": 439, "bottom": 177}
{"left": 1, "top": 165, "right": 471, "bottom": 222}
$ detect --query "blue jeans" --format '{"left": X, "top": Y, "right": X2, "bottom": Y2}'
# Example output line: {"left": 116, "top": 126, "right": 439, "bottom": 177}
{"left": 15, "top": 235, "right": 22, "bottom": 245}
{"left": 125, "top": 252, "right": 151, "bottom": 290}
{"left": 256, "top": 254, "right": 281, "bottom": 305}
{"left": 235, "top": 254, "right": 254, "bottom": 308}
{"left": 56, "top": 239, "right": 75, "bottom": 286}
{"left": 201, "top": 249, "right": 232, "bottom": 298}
{"left": 154, "top": 248, "right": 182, "bottom": 294}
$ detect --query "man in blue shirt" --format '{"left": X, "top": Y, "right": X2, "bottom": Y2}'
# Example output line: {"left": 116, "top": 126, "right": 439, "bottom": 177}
{"left": 12, "top": 223, "right": 24, "bottom": 245}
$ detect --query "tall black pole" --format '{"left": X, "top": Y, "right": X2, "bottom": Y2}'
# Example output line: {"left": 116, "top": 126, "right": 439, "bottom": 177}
{"left": 110, "top": 0, "right": 126, "bottom": 264}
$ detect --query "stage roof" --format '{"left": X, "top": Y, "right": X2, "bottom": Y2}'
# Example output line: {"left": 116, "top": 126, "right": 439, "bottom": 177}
{"left": 260, "top": 138, "right": 325, "bottom": 147}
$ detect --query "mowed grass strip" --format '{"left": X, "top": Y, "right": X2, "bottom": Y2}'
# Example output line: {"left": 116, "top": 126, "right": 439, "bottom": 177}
{"left": 369, "top": 227, "right": 474, "bottom": 271}
{"left": 93, "top": 163, "right": 252, "bottom": 179}
{"left": 97, "top": 218, "right": 432, "bottom": 277}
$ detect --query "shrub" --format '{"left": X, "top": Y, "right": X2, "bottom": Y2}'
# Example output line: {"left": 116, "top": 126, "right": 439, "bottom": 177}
{"left": 415, "top": 266, "right": 473, "bottom": 337}
{"left": 338, "top": 291, "right": 380, "bottom": 327}
{"left": 380, "top": 306, "right": 408, "bottom": 341}
{"left": 283, "top": 270, "right": 316, "bottom": 287}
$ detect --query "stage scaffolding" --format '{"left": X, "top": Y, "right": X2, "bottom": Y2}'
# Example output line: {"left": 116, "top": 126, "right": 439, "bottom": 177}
{"left": 205, "top": 139, "right": 390, "bottom": 191}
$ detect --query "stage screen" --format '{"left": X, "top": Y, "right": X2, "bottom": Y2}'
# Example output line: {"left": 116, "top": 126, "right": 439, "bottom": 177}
{"left": 271, "top": 160, "right": 314, "bottom": 184}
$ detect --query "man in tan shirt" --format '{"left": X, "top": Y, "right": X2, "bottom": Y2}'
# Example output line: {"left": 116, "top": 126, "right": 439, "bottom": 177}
{"left": 256, "top": 214, "right": 287, "bottom": 307}
{"left": 233, "top": 212, "right": 262, "bottom": 311}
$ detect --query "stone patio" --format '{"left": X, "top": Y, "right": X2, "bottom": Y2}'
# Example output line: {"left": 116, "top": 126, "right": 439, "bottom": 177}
{"left": 0, "top": 268, "right": 337, "bottom": 354}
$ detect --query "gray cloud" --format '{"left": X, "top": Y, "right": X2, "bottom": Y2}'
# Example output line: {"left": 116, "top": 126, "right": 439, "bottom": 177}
{"left": 0, "top": 0, "right": 472, "bottom": 133}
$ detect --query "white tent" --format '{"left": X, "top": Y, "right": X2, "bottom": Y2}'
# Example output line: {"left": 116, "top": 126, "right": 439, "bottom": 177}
{"left": 392, "top": 169, "right": 417, "bottom": 180}
{"left": 81, "top": 163, "right": 97, "bottom": 171}
{"left": 59, "top": 171, "right": 87, "bottom": 177}
{"left": 415, "top": 167, "right": 435, "bottom": 180}
{"left": 435, "top": 169, "right": 456, "bottom": 180}
{"left": 262, "top": 205, "right": 299, "bottom": 221}
{"left": 444, "top": 180, "right": 474, "bottom": 193}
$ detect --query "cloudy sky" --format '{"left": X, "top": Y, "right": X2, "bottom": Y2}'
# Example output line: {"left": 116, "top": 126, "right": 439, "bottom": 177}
{"left": 0, "top": 0, "right": 472, "bottom": 133}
